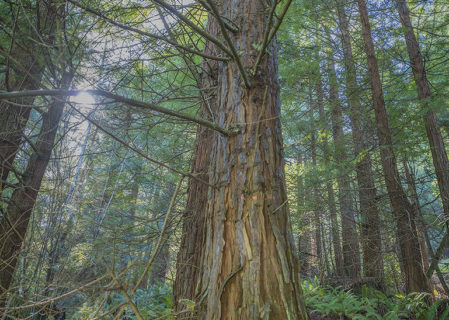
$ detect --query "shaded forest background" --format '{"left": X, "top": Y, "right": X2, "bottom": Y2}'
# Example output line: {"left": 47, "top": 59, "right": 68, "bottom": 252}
{"left": 0, "top": 0, "right": 449, "bottom": 319}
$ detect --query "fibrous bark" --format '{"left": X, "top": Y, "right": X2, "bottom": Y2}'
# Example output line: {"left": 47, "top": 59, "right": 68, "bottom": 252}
{"left": 190, "top": 0, "right": 308, "bottom": 318}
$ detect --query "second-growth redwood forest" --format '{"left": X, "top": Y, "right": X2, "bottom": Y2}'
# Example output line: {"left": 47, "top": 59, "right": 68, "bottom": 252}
{"left": 0, "top": 0, "right": 449, "bottom": 319}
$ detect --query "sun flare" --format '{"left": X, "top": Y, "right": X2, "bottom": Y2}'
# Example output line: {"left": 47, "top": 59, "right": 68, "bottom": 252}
{"left": 71, "top": 91, "right": 96, "bottom": 106}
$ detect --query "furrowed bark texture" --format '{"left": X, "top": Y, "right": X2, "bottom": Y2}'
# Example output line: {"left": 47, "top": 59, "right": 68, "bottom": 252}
{"left": 396, "top": 0, "right": 449, "bottom": 228}
{"left": 194, "top": 0, "right": 308, "bottom": 318}
{"left": 355, "top": 0, "right": 429, "bottom": 293}
{"left": 333, "top": 3, "right": 384, "bottom": 284}
{"left": 0, "top": 71, "right": 73, "bottom": 308}
{"left": 173, "top": 15, "right": 219, "bottom": 316}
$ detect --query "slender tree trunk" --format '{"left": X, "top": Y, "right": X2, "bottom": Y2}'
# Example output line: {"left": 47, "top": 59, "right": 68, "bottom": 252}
{"left": 396, "top": 0, "right": 449, "bottom": 228}
{"left": 0, "top": 70, "right": 73, "bottom": 309}
{"left": 308, "top": 85, "right": 322, "bottom": 277}
{"left": 191, "top": 0, "right": 308, "bottom": 318}
{"left": 149, "top": 184, "right": 175, "bottom": 286}
{"left": 316, "top": 64, "right": 344, "bottom": 278}
{"left": 332, "top": 7, "right": 384, "bottom": 285}
{"left": 354, "top": 0, "right": 429, "bottom": 293}
{"left": 43, "top": 118, "right": 94, "bottom": 297}
{"left": 296, "top": 152, "right": 314, "bottom": 277}
{"left": 327, "top": 56, "right": 361, "bottom": 279}
{"left": 403, "top": 160, "right": 435, "bottom": 293}
{"left": 0, "top": 57, "right": 43, "bottom": 197}
{"left": 329, "top": 98, "right": 361, "bottom": 279}
{"left": 0, "top": 1, "right": 61, "bottom": 195}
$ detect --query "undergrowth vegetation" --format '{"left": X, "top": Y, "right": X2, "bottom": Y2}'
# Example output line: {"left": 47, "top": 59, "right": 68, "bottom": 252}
{"left": 303, "top": 280, "right": 449, "bottom": 320}
{"left": 72, "top": 280, "right": 449, "bottom": 319}
{"left": 76, "top": 283, "right": 172, "bottom": 319}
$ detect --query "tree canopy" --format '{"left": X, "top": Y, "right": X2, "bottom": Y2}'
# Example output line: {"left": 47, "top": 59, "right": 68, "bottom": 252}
{"left": 0, "top": 0, "right": 448, "bottom": 319}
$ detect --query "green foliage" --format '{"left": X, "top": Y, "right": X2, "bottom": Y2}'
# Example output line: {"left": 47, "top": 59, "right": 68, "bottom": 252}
{"left": 133, "top": 283, "right": 173, "bottom": 319}
{"left": 439, "top": 259, "right": 449, "bottom": 273}
{"left": 75, "top": 283, "right": 173, "bottom": 319}
{"left": 302, "top": 280, "right": 449, "bottom": 320}
{"left": 303, "top": 280, "right": 382, "bottom": 319}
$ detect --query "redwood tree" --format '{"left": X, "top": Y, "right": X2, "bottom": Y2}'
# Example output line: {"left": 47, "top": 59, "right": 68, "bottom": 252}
{"left": 326, "top": 43, "right": 361, "bottom": 279}
{"left": 179, "top": 0, "right": 308, "bottom": 318}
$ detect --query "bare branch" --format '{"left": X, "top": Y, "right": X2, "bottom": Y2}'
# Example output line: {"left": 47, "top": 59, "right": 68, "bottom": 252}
{"left": 0, "top": 89, "right": 236, "bottom": 136}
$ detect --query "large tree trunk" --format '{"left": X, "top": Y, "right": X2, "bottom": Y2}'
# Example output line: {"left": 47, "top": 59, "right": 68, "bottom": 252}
{"left": 396, "top": 0, "right": 449, "bottom": 228}
{"left": 0, "top": 71, "right": 73, "bottom": 309}
{"left": 332, "top": 3, "right": 384, "bottom": 284}
{"left": 190, "top": 0, "right": 308, "bottom": 318}
{"left": 355, "top": 0, "right": 429, "bottom": 293}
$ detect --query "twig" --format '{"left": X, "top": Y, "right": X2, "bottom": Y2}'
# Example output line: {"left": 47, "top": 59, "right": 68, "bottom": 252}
{"left": 253, "top": 0, "right": 293, "bottom": 74}
{"left": 252, "top": 0, "right": 277, "bottom": 75}
{"left": 203, "top": 0, "right": 251, "bottom": 88}
{"left": 67, "top": 104, "right": 216, "bottom": 188}
{"left": 426, "top": 230, "right": 449, "bottom": 278}
{"left": 1, "top": 260, "right": 138, "bottom": 312}
{"left": 67, "top": 0, "right": 229, "bottom": 61}
{"left": 218, "top": 265, "right": 243, "bottom": 299}
{"left": 151, "top": 0, "right": 234, "bottom": 58}
{"left": 114, "top": 176, "right": 184, "bottom": 319}
{"left": 271, "top": 199, "right": 288, "bottom": 214}
{"left": 105, "top": 264, "right": 144, "bottom": 320}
